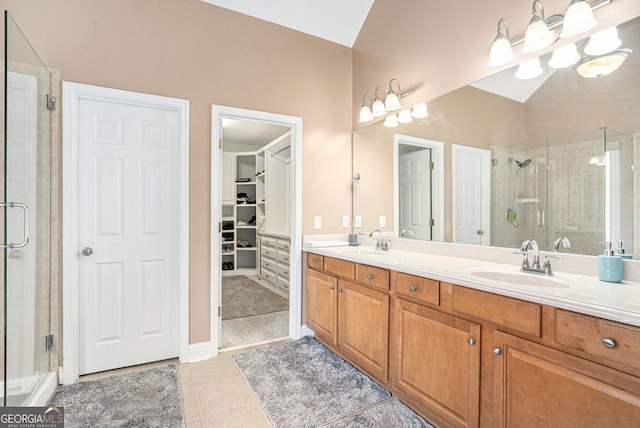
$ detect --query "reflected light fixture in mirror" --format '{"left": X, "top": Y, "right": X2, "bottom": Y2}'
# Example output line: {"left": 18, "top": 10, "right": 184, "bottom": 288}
{"left": 397, "top": 109, "right": 413, "bottom": 124}
{"left": 411, "top": 102, "right": 429, "bottom": 118}
{"left": 523, "top": 0, "right": 553, "bottom": 53}
{"left": 383, "top": 114, "right": 399, "bottom": 128}
{"left": 585, "top": 26, "right": 622, "bottom": 55}
{"left": 549, "top": 42, "right": 581, "bottom": 68}
{"left": 488, "top": 18, "right": 515, "bottom": 66}
{"left": 516, "top": 57, "right": 544, "bottom": 79}
{"left": 576, "top": 48, "right": 632, "bottom": 78}
{"left": 560, "top": 0, "right": 598, "bottom": 38}
{"left": 359, "top": 93, "right": 374, "bottom": 123}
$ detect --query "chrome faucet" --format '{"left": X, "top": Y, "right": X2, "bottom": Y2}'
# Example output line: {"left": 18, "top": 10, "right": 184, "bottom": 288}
{"left": 400, "top": 228, "right": 414, "bottom": 238}
{"left": 514, "top": 239, "right": 559, "bottom": 275}
{"left": 553, "top": 236, "right": 571, "bottom": 252}
{"left": 369, "top": 229, "right": 389, "bottom": 251}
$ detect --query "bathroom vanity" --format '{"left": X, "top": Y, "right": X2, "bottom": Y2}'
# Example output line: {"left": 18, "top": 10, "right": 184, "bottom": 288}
{"left": 304, "top": 243, "right": 640, "bottom": 428}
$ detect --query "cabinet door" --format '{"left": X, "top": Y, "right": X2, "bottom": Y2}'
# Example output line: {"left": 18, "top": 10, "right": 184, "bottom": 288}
{"left": 337, "top": 280, "right": 389, "bottom": 381}
{"left": 221, "top": 153, "right": 236, "bottom": 205}
{"left": 390, "top": 298, "right": 480, "bottom": 428}
{"left": 493, "top": 331, "right": 640, "bottom": 428}
{"left": 306, "top": 269, "right": 337, "bottom": 346}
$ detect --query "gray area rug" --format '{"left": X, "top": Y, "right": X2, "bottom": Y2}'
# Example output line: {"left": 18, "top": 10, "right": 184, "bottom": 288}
{"left": 329, "top": 398, "right": 433, "bottom": 428}
{"left": 49, "top": 364, "right": 184, "bottom": 428}
{"left": 222, "top": 310, "right": 289, "bottom": 348}
{"left": 223, "top": 275, "right": 289, "bottom": 320}
{"left": 232, "top": 336, "right": 391, "bottom": 428}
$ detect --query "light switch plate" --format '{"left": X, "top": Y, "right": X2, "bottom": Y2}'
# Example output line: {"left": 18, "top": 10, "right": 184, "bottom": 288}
{"left": 313, "top": 216, "right": 322, "bottom": 230}
{"left": 355, "top": 216, "right": 362, "bottom": 228}
{"left": 342, "top": 216, "right": 350, "bottom": 228}
{"left": 379, "top": 216, "right": 386, "bottom": 227}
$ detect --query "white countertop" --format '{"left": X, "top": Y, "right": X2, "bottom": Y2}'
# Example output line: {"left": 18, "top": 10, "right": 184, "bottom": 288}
{"left": 303, "top": 243, "right": 640, "bottom": 327}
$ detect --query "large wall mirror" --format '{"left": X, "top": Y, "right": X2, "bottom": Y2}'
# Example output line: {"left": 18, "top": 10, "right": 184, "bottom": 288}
{"left": 353, "top": 14, "right": 639, "bottom": 258}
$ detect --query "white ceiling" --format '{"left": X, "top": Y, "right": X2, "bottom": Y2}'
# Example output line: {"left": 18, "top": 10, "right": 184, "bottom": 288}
{"left": 222, "top": 118, "right": 289, "bottom": 147}
{"left": 200, "top": 0, "right": 375, "bottom": 47}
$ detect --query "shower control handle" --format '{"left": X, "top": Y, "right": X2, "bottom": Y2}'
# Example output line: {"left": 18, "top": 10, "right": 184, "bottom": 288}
{"left": 82, "top": 247, "right": 94, "bottom": 257}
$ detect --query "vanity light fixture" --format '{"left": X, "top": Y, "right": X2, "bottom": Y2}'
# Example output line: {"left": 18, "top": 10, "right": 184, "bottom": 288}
{"left": 385, "top": 79, "right": 403, "bottom": 112}
{"left": 371, "top": 87, "right": 387, "bottom": 117}
{"left": 560, "top": 0, "right": 598, "bottom": 39}
{"left": 397, "top": 109, "right": 413, "bottom": 124}
{"left": 584, "top": 26, "right": 621, "bottom": 56}
{"left": 575, "top": 48, "right": 631, "bottom": 78}
{"left": 488, "top": 18, "right": 515, "bottom": 67}
{"left": 358, "top": 93, "right": 374, "bottom": 123}
{"left": 549, "top": 42, "right": 581, "bottom": 68}
{"left": 515, "top": 57, "right": 544, "bottom": 80}
{"left": 383, "top": 114, "right": 399, "bottom": 128}
{"left": 411, "top": 102, "right": 429, "bottom": 118}
{"left": 523, "top": 1, "right": 553, "bottom": 53}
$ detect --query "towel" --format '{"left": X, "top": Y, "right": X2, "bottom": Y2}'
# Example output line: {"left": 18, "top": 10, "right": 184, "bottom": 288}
{"left": 304, "top": 240, "right": 350, "bottom": 248}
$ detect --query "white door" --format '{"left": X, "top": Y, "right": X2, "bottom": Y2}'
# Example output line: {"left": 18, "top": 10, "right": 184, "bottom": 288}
{"left": 452, "top": 145, "right": 491, "bottom": 245}
{"left": 398, "top": 148, "right": 432, "bottom": 240}
{"left": 77, "top": 97, "right": 180, "bottom": 375}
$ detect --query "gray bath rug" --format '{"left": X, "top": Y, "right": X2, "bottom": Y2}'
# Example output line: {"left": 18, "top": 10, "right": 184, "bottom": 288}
{"left": 232, "top": 336, "right": 391, "bottom": 428}
{"left": 49, "top": 364, "right": 184, "bottom": 428}
{"left": 222, "top": 310, "right": 289, "bottom": 348}
{"left": 223, "top": 275, "right": 289, "bottom": 320}
{"left": 328, "top": 398, "right": 433, "bottom": 428}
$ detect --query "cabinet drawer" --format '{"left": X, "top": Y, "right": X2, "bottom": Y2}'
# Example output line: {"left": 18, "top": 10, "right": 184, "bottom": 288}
{"left": 277, "top": 251, "right": 290, "bottom": 265}
{"left": 355, "top": 264, "right": 389, "bottom": 291}
{"left": 261, "top": 247, "right": 276, "bottom": 260}
{"left": 555, "top": 309, "right": 640, "bottom": 369}
{"left": 277, "top": 263, "right": 290, "bottom": 278}
{"left": 262, "top": 268, "right": 276, "bottom": 286}
{"left": 277, "top": 240, "right": 290, "bottom": 251}
{"left": 261, "top": 237, "right": 276, "bottom": 248}
{"left": 392, "top": 271, "right": 439, "bottom": 306}
{"left": 262, "top": 258, "right": 276, "bottom": 272}
{"left": 307, "top": 253, "right": 324, "bottom": 270}
{"left": 452, "top": 285, "right": 541, "bottom": 337}
{"left": 324, "top": 257, "right": 355, "bottom": 280}
{"left": 278, "top": 276, "right": 290, "bottom": 292}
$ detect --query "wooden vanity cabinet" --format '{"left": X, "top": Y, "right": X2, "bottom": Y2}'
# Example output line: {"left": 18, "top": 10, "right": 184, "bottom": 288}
{"left": 306, "top": 254, "right": 390, "bottom": 382}
{"left": 493, "top": 330, "right": 640, "bottom": 428}
{"left": 391, "top": 296, "right": 481, "bottom": 428}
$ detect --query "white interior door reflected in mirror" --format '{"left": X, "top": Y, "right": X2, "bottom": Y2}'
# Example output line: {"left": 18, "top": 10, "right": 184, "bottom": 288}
{"left": 452, "top": 145, "right": 491, "bottom": 245}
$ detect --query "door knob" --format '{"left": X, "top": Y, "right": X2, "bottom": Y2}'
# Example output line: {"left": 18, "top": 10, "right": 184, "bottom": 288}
{"left": 81, "top": 247, "right": 93, "bottom": 256}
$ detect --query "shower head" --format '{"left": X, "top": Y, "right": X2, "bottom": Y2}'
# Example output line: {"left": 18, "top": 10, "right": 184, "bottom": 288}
{"left": 516, "top": 159, "right": 531, "bottom": 168}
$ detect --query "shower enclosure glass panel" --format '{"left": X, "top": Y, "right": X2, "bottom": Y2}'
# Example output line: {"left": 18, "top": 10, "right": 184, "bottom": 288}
{"left": 2, "top": 11, "right": 52, "bottom": 406}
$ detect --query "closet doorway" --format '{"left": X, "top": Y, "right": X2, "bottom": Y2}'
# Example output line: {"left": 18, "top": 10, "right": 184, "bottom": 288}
{"left": 210, "top": 106, "right": 302, "bottom": 353}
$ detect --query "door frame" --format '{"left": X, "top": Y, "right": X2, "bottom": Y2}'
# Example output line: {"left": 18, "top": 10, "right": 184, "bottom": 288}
{"left": 62, "top": 82, "right": 190, "bottom": 384}
{"left": 393, "top": 134, "right": 444, "bottom": 241}
{"left": 451, "top": 144, "right": 491, "bottom": 245}
{"left": 210, "top": 105, "right": 302, "bottom": 356}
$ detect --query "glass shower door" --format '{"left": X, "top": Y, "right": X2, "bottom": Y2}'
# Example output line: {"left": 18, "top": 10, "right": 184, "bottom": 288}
{"left": 2, "top": 11, "right": 52, "bottom": 406}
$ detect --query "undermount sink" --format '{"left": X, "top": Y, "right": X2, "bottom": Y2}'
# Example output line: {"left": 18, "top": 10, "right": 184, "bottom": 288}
{"left": 467, "top": 269, "right": 570, "bottom": 288}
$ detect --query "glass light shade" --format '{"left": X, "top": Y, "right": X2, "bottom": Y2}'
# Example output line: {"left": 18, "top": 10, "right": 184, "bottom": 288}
{"left": 359, "top": 105, "right": 373, "bottom": 122}
{"left": 515, "top": 57, "right": 543, "bottom": 80}
{"left": 575, "top": 49, "right": 631, "bottom": 78}
{"left": 411, "top": 102, "right": 429, "bottom": 118}
{"left": 488, "top": 35, "right": 515, "bottom": 67}
{"left": 397, "top": 109, "right": 413, "bottom": 124}
{"left": 549, "top": 43, "right": 580, "bottom": 68}
{"left": 383, "top": 114, "right": 399, "bottom": 128}
{"left": 371, "top": 98, "right": 386, "bottom": 117}
{"left": 560, "top": 0, "right": 597, "bottom": 39}
{"left": 523, "top": 16, "right": 553, "bottom": 53}
{"left": 585, "top": 26, "right": 622, "bottom": 56}
{"left": 384, "top": 91, "right": 401, "bottom": 111}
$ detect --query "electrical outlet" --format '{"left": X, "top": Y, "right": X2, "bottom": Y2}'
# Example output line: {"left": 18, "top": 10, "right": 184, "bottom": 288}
{"left": 342, "top": 216, "right": 350, "bottom": 228}
{"left": 379, "top": 216, "right": 386, "bottom": 227}
{"left": 313, "top": 216, "right": 322, "bottom": 230}
{"left": 354, "top": 216, "right": 362, "bottom": 228}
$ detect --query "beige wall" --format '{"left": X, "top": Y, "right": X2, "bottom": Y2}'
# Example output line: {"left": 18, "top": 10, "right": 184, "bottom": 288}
{"left": 4, "top": 0, "right": 353, "bottom": 345}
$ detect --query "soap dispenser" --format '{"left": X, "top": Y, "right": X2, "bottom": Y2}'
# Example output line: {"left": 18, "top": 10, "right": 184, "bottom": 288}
{"left": 615, "top": 240, "right": 633, "bottom": 260}
{"left": 598, "top": 242, "right": 623, "bottom": 283}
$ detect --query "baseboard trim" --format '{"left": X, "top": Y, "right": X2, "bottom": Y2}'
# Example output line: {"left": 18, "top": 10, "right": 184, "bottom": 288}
{"left": 188, "top": 341, "right": 214, "bottom": 363}
{"left": 301, "top": 324, "right": 314, "bottom": 337}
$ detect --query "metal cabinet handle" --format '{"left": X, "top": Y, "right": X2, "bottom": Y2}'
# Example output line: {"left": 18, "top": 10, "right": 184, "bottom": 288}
{"left": 493, "top": 347, "right": 503, "bottom": 355}
{"left": 467, "top": 338, "right": 476, "bottom": 345}
{"left": 329, "top": 285, "right": 335, "bottom": 290}
{"left": 602, "top": 338, "right": 616, "bottom": 349}
{"left": 1, "top": 202, "right": 30, "bottom": 249}
{"left": 338, "top": 288, "right": 344, "bottom": 293}
{"left": 82, "top": 247, "right": 94, "bottom": 257}
{"left": 409, "top": 285, "right": 417, "bottom": 292}
{"left": 367, "top": 274, "right": 373, "bottom": 280}
{"left": 537, "top": 208, "right": 545, "bottom": 228}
